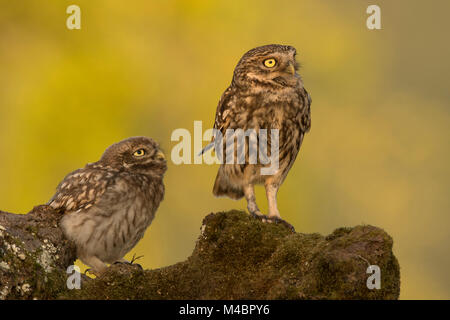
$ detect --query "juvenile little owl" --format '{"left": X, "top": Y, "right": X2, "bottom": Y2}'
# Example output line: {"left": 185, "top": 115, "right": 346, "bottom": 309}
{"left": 48, "top": 136, "right": 167, "bottom": 275}
{"left": 202, "top": 44, "right": 311, "bottom": 231}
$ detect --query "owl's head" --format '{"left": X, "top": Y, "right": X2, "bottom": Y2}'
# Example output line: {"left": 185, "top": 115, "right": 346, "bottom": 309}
{"left": 100, "top": 136, "right": 167, "bottom": 177}
{"left": 232, "top": 44, "right": 300, "bottom": 88}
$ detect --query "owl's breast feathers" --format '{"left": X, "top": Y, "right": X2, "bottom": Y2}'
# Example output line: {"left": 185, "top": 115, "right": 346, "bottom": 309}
{"left": 206, "top": 82, "right": 311, "bottom": 175}
{"left": 213, "top": 84, "right": 311, "bottom": 141}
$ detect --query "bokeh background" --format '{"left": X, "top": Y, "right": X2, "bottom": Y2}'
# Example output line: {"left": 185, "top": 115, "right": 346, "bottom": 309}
{"left": 0, "top": 0, "right": 448, "bottom": 299}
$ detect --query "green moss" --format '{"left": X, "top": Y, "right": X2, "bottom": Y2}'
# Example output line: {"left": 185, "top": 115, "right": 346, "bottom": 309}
{"left": 25, "top": 225, "right": 38, "bottom": 235}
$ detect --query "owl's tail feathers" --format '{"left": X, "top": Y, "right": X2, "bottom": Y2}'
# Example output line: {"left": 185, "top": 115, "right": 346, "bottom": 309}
{"left": 198, "top": 142, "right": 214, "bottom": 156}
{"left": 213, "top": 168, "right": 244, "bottom": 200}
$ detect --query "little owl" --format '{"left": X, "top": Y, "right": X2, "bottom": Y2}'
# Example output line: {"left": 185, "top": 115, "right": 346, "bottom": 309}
{"left": 48, "top": 136, "right": 167, "bottom": 274}
{"left": 202, "top": 44, "right": 311, "bottom": 231}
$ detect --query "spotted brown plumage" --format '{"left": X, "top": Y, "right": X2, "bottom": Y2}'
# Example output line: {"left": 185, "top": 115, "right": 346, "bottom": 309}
{"left": 48, "top": 136, "right": 167, "bottom": 275}
{"left": 203, "top": 44, "right": 311, "bottom": 230}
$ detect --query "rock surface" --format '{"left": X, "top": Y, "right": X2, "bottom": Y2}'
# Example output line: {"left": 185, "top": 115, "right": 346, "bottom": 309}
{"left": 0, "top": 208, "right": 400, "bottom": 299}
{"left": 0, "top": 205, "right": 76, "bottom": 299}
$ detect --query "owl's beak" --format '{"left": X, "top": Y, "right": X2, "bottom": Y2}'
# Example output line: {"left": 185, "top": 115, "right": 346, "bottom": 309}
{"left": 286, "top": 61, "right": 296, "bottom": 75}
{"left": 156, "top": 150, "right": 165, "bottom": 160}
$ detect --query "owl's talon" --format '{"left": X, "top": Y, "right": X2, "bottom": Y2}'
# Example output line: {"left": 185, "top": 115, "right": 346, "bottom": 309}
{"left": 113, "top": 257, "right": 143, "bottom": 270}
{"left": 267, "top": 217, "right": 295, "bottom": 232}
{"left": 130, "top": 253, "right": 144, "bottom": 264}
{"left": 84, "top": 268, "right": 103, "bottom": 277}
{"left": 250, "top": 211, "right": 268, "bottom": 222}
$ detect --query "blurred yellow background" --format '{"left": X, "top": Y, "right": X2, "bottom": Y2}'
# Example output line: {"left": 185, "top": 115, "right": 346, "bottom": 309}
{"left": 0, "top": 0, "right": 448, "bottom": 299}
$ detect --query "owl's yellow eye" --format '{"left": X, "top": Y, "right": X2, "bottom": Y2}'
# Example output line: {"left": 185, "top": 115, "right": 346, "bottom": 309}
{"left": 263, "top": 58, "right": 277, "bottom": 68}
{"left": 133, "top": 149, "right": 146, "bottom": 157}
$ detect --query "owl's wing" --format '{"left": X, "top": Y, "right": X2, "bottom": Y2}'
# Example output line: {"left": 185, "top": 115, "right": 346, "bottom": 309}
{"left": 48, "top": 166, "right": 114, "bottom": 213}
{"left": 199, "top": 86, "right": 234, "bottom": 155}
{"left": 213, "top": 86, "right": 234, "bottom": 133}
{"left": 300, "top": 87, "right": 312, "bottom": 132}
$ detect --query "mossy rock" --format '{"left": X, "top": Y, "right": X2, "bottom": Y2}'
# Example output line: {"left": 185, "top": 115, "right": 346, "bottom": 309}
{"left": 0, "top": 205, "right": 76, "bottom": 299}
{"left": 63, "top": 211, "right": 400, "bottom": 300}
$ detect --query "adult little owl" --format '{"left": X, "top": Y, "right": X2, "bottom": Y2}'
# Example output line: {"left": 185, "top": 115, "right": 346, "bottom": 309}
{"left": 202, "top": 44, "right": 311, "bottom": 230}
{"left": 48, "top": 136, "right": 167, "bottom": 274}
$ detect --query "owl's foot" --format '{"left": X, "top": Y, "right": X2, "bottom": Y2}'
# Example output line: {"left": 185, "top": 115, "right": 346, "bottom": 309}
{"left": 113, "top": 261, "right": 144, "bottom": 270}
{"left": 113, "top": 257, "right": 143, "bottom": 270}
{"left": 130, "top": 253, "right": 144, "bottom": 265}
{"left": 267, "top": 216, "right": 296, "bottom": 233}
{"left": 82, "top": 256, "right": 108, "bottom": 277}
{"left": 84, "top": 268, "right": 104, "bottom": 277}
{"left": 250, "top": 210, "right": 269, "bottom": 223}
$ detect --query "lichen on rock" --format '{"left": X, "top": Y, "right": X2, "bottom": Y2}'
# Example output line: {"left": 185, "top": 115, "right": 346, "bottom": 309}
{"left": 0, "top": 205, "right": 76, "bottom": 299}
